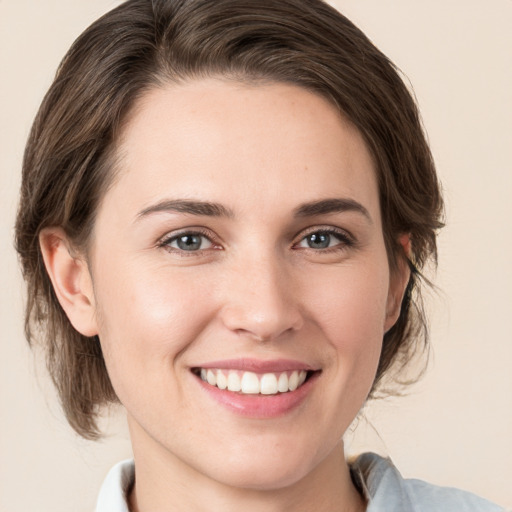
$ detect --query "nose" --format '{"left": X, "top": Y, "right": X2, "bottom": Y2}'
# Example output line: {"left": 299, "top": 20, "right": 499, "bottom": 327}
{"left": 218, "top": 253, "right": 304, "bottom": 342}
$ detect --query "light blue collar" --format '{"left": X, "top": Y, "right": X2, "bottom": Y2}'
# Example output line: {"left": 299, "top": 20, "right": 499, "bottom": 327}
{"left": 95, "top": 453, "right": 504, "bottom": 511}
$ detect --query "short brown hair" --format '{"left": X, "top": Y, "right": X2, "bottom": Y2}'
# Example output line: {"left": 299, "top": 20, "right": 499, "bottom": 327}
{"left": 15, "top": 0, "right": 444, "bottom": 439}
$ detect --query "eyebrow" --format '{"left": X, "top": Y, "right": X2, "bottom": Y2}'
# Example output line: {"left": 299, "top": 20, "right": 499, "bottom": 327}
{"left": 293, "top": 198, "right": 372, "bottom": 222}
{"left": 136, "top": 199, "right": 234, "bottom": 220}
{"left": 136, "top": 197, "right": 371, "bottom": 222}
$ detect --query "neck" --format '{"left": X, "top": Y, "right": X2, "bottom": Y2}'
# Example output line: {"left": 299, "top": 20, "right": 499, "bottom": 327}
{"left": 128, "top": 435, "right": 366, "bottom": 512}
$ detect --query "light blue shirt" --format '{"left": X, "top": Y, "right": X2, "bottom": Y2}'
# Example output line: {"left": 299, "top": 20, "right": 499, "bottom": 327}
{"left": 95, "top": 453, "right": 505, "bottom": 511}
{"left": 350, "top": 453, "right": 505, "bottom": 511}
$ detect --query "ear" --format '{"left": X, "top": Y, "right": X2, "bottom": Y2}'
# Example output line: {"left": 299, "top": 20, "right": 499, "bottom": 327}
{"left": 384, "top": 234, "right": 412, "bottom": 332}
{"left": 39, "top": 228, "right": 98, "bottom": 337}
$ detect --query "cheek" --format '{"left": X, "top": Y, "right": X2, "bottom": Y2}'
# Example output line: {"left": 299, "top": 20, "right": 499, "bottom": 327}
{"left": 305, "top": 256, "right": 390, "bottom": 385}
{"left": 310, "top": 259, "right": 389, "bottom": 340}
{"left": 91, "top": 260, "right": 215, "bottom": 386}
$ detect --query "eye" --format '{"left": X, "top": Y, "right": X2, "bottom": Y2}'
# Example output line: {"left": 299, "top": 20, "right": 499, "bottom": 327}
{"left": 296, "top": 229, "right": 353, "bottom": 250}
{"left": 161, "top": 231, "right": 214, "bottom": 252}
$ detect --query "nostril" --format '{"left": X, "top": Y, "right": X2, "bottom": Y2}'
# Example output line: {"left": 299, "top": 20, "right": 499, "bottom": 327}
{"left": 218, "top": 274, "right": 304, "bottom": 341}
{"left": 232, "top": 326, "right": 296, "bottom": 343}
{"left": 221, "top": 308, "right": 304, "bottom": 343}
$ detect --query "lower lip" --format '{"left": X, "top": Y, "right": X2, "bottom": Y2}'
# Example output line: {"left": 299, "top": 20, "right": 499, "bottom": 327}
{"left": 194, "top": 372, "right": 319, "bottom": 418}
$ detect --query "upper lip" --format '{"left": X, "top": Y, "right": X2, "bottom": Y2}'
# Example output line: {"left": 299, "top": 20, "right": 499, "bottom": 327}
{"left": 192, "top": 358, "right": 317, "bottom": 373}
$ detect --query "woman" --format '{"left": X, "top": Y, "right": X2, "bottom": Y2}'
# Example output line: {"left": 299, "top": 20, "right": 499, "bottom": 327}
{"left": 14, "top": 0, "right": 505, "bottom": 510}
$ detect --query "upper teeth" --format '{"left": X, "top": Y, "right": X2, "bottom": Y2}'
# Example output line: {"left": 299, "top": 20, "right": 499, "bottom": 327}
{"left": 199, "top": 369, "right": 308, "bottom": 395}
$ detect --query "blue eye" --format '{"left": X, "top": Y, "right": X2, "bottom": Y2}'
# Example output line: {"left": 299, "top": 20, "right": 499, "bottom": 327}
{"left": 305, "top": 232, "right": 332, "bottom": 249}
{"left": 297, "top": 230, "right": 352, "bottom": 250}
{"left": 165, "top": 233, "right": 213, "bottom": 252}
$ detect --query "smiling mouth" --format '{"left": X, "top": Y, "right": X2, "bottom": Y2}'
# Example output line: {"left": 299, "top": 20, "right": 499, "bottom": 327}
{"left": 192, "top": 368, "right": 315, "bottom": 395}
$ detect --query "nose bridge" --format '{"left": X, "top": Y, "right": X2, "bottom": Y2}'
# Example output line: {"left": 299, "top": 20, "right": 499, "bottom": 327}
{"left": 219, "top": 247, "right": 303, "bottom": 341}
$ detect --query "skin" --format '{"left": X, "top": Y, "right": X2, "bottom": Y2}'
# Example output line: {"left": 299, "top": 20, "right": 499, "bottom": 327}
{"left": 41, "top": 79, "right": 409, "bottom": 512}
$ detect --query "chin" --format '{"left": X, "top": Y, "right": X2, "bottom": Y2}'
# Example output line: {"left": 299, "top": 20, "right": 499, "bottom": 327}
{"left": 217, "top": 462, "right": 310, "bottom": 491}
{"left": 204, "top": 440, "right": 322, "bottom": 491}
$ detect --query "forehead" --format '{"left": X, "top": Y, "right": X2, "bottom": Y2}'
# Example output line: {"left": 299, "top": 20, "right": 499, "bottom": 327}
{"left": 106, "top": 79, "right": 379, "bottom": 222}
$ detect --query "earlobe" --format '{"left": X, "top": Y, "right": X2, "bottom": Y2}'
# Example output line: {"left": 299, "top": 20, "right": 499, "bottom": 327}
{"left": 384, "top": 234, "right": 412, "bottom": 332}
{"left": 39, "top": 228, "right": 98, "bottom": 337}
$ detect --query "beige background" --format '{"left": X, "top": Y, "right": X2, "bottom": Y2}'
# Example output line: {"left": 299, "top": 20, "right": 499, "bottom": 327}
{"left": 1, "top": 1, "right": 510, "bottom": 510}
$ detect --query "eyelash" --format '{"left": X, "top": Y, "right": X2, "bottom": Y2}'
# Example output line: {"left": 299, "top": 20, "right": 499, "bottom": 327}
{"left": 157, "top": 226, "right": 355, "bottom": 255}
{"left": 292, "top": 227, "right": 355, "bottom": 253}
{"left": 158, "top": 228, "right": 219, "bottom": 256}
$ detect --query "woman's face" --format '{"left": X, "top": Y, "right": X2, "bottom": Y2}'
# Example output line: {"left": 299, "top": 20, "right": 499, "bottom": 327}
{"left": 85, "top": 79, "right": 404, "bottom": 489}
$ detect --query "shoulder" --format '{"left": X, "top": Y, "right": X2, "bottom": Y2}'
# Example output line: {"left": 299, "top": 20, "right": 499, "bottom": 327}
{"left": 350, "top": 452, "right": 505, "bottom": 512}
{"left": 403, "top": 478, "right": 504, "bottom": 512}
{"left": 95, "top": 459, "right": 134, "bottom": 512}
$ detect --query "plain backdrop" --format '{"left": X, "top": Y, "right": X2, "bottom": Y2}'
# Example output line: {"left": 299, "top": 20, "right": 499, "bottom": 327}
{"left": 1, "top": 1, "right": 511, "bottom": 511}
